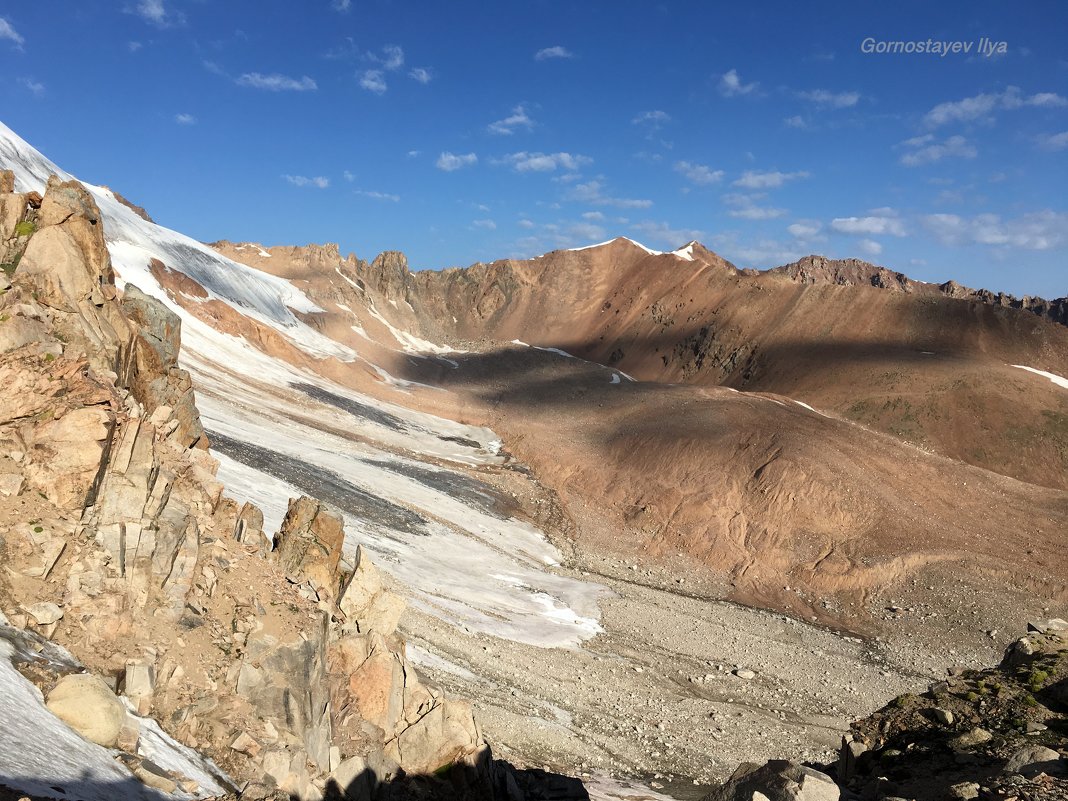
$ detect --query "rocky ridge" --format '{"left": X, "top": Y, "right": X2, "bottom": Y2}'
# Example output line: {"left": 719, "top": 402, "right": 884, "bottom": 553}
{"left": 0, "top": 173, "right": 507, "bottom": 800}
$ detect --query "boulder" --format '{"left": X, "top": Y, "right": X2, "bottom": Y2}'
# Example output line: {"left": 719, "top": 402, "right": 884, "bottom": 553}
{"left": 701, "top": 760, "right": 840, "bottom": 801}
{"left": 1003, "top": 744, "right": 1062, "bottom": 778}
{"left": 46, "top": 672, "right": 128, "bottom": 748}
{"left": 274, "top": 496, "right": 345, "bottom": 601}
{"left": 387, "top": 699, "right": 482, "bottom": 776}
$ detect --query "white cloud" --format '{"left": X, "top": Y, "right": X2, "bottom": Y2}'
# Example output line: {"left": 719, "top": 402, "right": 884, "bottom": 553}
{"left": 674, "top": 160, "right": 724, "bottom": 186}
{"left": 359, "top": 70, "right": 387, "bottom": 94}
{"left": 830, "top": 211, "right": 906, "bottom": 237}
{"left": 488, "top": 104, "right": 534, "bottom": 135}
{"left": 898, "top": 134, "right": 977, "bottom": 166}
{"left": 797, "top": 89, "right": 860, "bottom": 108}
{"left": 436, "top": 152, "right": 478, "bottom": 171}
{"left": 472, "top": 219, "right": 497, "bottom": 230}
{"left": 174, "top": 112, "right": 196, "bottom": 125}
{"left": 379, "top": 45, "right": 404, "bottom": 70}
{"left": 923, "top": 210, "right": 1068, "bottom": 250}
{"left": 19, "top": 78, "right": 44, "bottom": 96}
{"left": 719, "top": 69, "right": 758, "bottom": 97}
{"left": 569, "top": 222, "right": 605, "bottom": 241}
{"left": 729, "top": 205, "right": 786, "bottom": 220}
{"left": 237, "top": 73, "right": 317, "bottom": 91}
{"left": 128, "top": 41, "right": 143, "bottom": 52}
{"left": 710, "top": 233, "right": 802, "bottom": 266}
{"left": 567, "top": 180, "right": 652, "bottom": 209}
{"left": 284, "top": 175, "right": 330, "bottom": 189}
{"left": 631, "top": 221, "right": 705, "bottom": 247}
{"left": 535, "top": 46, "right": 573, "bottom": 61}
{"left": 406, "top": 150, "right": 421, "bottom": 158}
{"left": 409, "top": 67, "right": 432, "bottom": 84}
{"left": 1038, "top": 131, "right": 1068, "bottom": 151}
{"left": 0, "top": 17, "right": 24, "bottom": 47}
{"left": 632, "top": 110, "right": 671, "bottom": 126}
{"left": 784, "top": 115, "right": 808, "bottom": 129}
{"left": 332, "top": 0, "right": 352, "bottom": 11}
{"left": 857, "top": 238, "right": 883, "bottom": 256}
{"left": 343, "top": 170, "right": 355, "bottom": 182}
{"left": 787, "top": 220, "right": 823, "bottom": 239}
{"left": 356, "top": 189, "right": 400, "bottom": 202}
{"left": 129, "top": 0, "right": 183, "bottom": 27}
{"left": 582, "top": 211, "right": 605, "bottom": 221}
{"left": 517, "top": 219, "right": 536, "bottom": 229}
{"left": 732, "top": 170, "right": 809, "bottom": 189}
{"left": 924, "top": 87, "right": 1068, "bottom": 127}
{"left": 501, "top": 151, "right": 591, "bottom": 172}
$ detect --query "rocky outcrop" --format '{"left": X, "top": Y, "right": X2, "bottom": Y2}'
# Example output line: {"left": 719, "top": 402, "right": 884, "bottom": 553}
{"left": 121, "top": 283, "right": 205, "bottom": 448}
{"left": 774, "top": 254, "right": 1068, "bottom": 328}
{"left": 0, "top": 174, "right": 499, "bottom": 800}
{"left": 716, "top": 623, "right": 1067, "bottom": 801}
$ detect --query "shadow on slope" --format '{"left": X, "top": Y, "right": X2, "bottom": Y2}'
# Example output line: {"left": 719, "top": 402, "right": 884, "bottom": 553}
{"left": 0, "top": 758, "right": 592, "bottom": 801}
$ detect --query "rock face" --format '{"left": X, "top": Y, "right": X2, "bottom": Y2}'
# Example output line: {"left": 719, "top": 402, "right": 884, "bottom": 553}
{"left": 0, "top": 174, "right": 497, "bottom": 800}
{"left": 274, "top": 495, "right": 346, "bottom": 601}
{"left": 121, "top": 283, "right": 205, "bottom": 448}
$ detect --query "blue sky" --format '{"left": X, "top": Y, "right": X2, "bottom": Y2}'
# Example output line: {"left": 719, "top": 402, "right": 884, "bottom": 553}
{"left": 2, "top": 1, "right": 1066, "bottom": 297}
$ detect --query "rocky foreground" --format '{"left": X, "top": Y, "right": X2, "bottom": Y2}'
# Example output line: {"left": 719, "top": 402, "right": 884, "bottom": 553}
{"left": 0, "top": 172, "right": 519, "bottom": 800}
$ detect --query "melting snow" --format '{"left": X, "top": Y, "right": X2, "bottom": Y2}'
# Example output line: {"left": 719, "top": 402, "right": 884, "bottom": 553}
{"left": 610, "top": 373, "right": 621, "bottom": 384}
{"left": 1012, "top": 365, "right": 1068, "bottom": 390}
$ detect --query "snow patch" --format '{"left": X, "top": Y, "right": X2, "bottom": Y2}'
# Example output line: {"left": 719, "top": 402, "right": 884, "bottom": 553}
{"left": 1012, "top": 365, "right": 1068, "bottom": 390}
{"left": 566, "top": 236, "right": 663, "bottom": 256}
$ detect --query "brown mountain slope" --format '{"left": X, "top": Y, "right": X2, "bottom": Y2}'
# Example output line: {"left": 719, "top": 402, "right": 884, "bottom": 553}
{"left": 390, "top": 239, "right": 1068, "bottom": 490}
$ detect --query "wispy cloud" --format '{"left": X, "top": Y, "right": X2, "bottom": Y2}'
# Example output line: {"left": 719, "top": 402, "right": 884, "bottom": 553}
{"left": 1037, "top": 131, "right": 1068, "bottom": 151}
{"left": 797, "top": 89, "right": 860, "bottom": 108}
{"left": 128, "top": 41, "right": 143, "bottom": 52}
{"left": 674, "top": 160, "right": 723, "bottom": 186}
{"left": 732, "top": 170, "right": 809, "bottom": 189}
{"left": 632, "top": 110, "right": 671, "bottom": 128}
{"left": 582, "top": 211, "right": 605, "bottom": 221}
{"left": 924, "top": 87, "right": 1067, "bottom": 127}
{"left": 631, "top": 221, "right": 705, "bottom": 247}
{"left": 237, "top": 72, "right": 317, "bottom": 91}
{"left": 332, "top": 0, "right": 352, "bottom": 11}
{"left": 174, "top": 112, "right": 196, "bottom": 125}
{"left": 284, "top": 175, "right": 330, "bottom": 189}
{"left": 500, "top": 152, "right": 591, "bottom": 172}
{"left": 374, "top": 44, "right": 405, "bottom": 70}
{"left": 831, "top": 210, "right": 906, "bottom": 236}
{"left": 472, "top": 219, "right": 497, "bottom": 230}
{"left": 488, "top": 104, "right": 535, "bottom": 135}
{"left": 857, "top": 238, "right": 883, "bottom": 256}
{"left": 729, "top": 205, "right": 786, "bottom": 220}
{"left": 784, "top": 115, "right": 808, "bottom": 129}
{"left": 923, "top": 210, "right": 1068, "bottom": 250}
{"left": 787, "top": 220, "right": 824, "bottom": 240}
{"left": 356, "top": 189, "right": 400, "bottom": 202}
{"left": 0, "top": 17, "right": 24, "bottom": 48}
{"left": 409, "top": 67, "right": 432, "bottom": 84}
{"left": 898, "top": 134, "right": 977, "bottom": 166}
{"left": 719, "top": 69, "right": 758, "bottom": 97}
{"left": 19, "top": 78, "right": 44, "bottom": 96}
{"left": 568, "top": 179, "right": 652, "bottom": 209}
{"left": 128, "top": 0, "right": 184, "bottom": 28}
{"left": 359, "top": 69, "right": 387, "bottom": 94}
{"left": 436, "top": 152, "right": 478, "bottom": 171}
{"left": 535, "top": 46, "right": 573, "bottom": 61}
